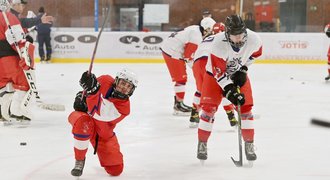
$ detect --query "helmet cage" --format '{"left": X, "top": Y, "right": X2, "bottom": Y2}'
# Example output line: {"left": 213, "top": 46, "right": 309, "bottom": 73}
{"left": 113, "top": 77, "right": 136, "bottom": 99}
{"left": 111, "top": 69, "right": 138, "bottom": 100}
{"left": 225, "top": 31, "right": 247, "bottom": 49}
{"left": 225, "top": 15, "right": 247, "bottom": 48}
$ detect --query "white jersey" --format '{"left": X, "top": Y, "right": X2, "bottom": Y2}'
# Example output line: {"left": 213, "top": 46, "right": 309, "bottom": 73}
{"left": 206, "top": 29, "right": 262, "bottom": 89}
{"left": 161, "top": 25, "right": 203, "bottom": 60}
{"left": 194, "top": 34, "right": 220, "bottom": 61}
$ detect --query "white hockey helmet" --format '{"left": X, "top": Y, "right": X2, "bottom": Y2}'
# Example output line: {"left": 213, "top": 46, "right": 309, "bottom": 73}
{"left": 0, "top": 0, "right": 10, "bottom": 11}
{"left": 11, "top": 0, "right": 27, "bottom": 5}
{"left": 116, "top": 68, "right": 138, "bottom": 87}
{"left": 113, "top": 68, "right": 138, "bottom": 99}
{"left": 200, "top": 17, "right": 216, "bottom": 31}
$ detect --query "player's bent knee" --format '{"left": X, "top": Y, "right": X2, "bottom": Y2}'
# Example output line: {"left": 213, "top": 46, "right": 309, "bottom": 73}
{"left": 104, "top": 164, "right": 123, "bottom": 176}
{"left": 68, "top": 111, "right": 94, "bottom": 135}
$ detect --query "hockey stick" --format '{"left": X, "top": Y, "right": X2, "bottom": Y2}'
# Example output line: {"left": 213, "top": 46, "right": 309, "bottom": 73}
{"left": 231, "top": 102, "right": 243, "bottom": 167}
{"left": 311, "top": 118, "right": 330, "bottom": 128}
{"left": 2, "top": 11, "right": 65, "bottom": 111}
{"left": 87, "top": 3, "right": 111, "bottom": 75}
{"left": 81, "top": 4, "right": 111, "bottom": 154}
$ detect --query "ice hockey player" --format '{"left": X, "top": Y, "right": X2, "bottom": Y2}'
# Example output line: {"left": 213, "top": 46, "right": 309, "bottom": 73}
{"left": 0, "top": 0, "right": 35, "bottom": 122}
{"left": 324, "top": 23, "right": 330, "bottom": 81}
{"left": 68, "top": 69, "right": 138, "bottom": 177}
{"left": 196, "top": 15, "right": 262, "bottom": 162}
{"left": 202, "top": 9, "right": 212, "bottom": 19}
{"left": 160, "top": 17, "right": 216, "bottom": 116}
{"left": 190, "top": 22, "right": 238, "bottom": 128}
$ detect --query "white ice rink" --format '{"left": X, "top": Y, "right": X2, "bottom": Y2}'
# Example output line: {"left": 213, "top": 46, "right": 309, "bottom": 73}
{"left": 0, "top": 63, "right": 330, "bottom": 180}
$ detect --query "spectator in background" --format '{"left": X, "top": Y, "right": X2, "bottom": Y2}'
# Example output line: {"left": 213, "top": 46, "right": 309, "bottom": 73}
{"left": 36, "top": 6, "right": 52, "bottom": 63}
{"left": 202, "top": 9, "right": 212, "bottom": 18}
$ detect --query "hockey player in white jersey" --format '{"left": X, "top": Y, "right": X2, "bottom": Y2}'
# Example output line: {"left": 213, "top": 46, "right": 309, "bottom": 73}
{"left": 196, "top": 15, "right": 262, "bottom": 162}
{"left": 160, "top": 17, "right": 216, "bottom": 116}
{"left": 190, "top": 22, "right": 238, "bottom": 128}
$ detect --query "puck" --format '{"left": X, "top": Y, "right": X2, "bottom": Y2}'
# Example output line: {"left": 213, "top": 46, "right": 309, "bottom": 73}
{"left": 20, "top": 142, "right": 27, "bottom": 146}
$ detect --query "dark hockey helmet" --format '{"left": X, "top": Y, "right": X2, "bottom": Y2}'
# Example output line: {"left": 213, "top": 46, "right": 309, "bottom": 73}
{"left": 112, "top": 69, "right": 138, "bottom": 100}
{"left": 225, "top": 14, "right": 247, "bottom": 48}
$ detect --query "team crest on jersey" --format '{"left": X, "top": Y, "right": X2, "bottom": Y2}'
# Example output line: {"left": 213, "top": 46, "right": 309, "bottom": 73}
{"left": 226, "top": 57, "right": 242, "bottom": 74}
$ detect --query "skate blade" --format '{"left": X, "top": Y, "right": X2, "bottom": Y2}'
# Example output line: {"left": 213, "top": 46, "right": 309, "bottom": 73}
{"left": 1, "top": 120, "right": 13, "bottom": 126}
{"left": 189, "top": 122, "right": 199, "bottom": 128}
{"left": 173, "top": 110, "right": 191, "bottom": 116}
{"left": 199, "top": 160, "right": 205, "bottom": 165}
{"left": 2, "top": 120, "right": 31, "bottom": 128}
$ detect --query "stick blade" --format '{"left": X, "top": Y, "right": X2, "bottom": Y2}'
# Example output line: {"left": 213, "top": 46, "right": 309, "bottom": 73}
{"left": 231, "top": 157, "right": 243, "bottom": 167}
{"left": 37, "top": 103, "right": 65, "bottom": 111}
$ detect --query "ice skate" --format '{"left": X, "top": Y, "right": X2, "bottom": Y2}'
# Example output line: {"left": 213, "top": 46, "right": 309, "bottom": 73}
{"left": 189, "top": 107, "right": 199, "bottom": 128}
{"left": 197, "top": 141, "right": 207, "bottom": 162}
{"left": 173, "top": 96, "right": 192, "bottom": 116}
{"left": 245, "top": 141, "right": 257, "bottom": 161}
{"left": 226, "top": 110, "right": 238, "bottom": 127}
{"left": 45, "top": 54, "right": 51, "bottom": 64}
{"left": 40, "top": 56, "right": 45, "bottom": 64}
{"left": 325, "top": 74, "right": 330, "bottom": 81}
{"left": 71, "top": 159, "right": 85, "bottom": 177}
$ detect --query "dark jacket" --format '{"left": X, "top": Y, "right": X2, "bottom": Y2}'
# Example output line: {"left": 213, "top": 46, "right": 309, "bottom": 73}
{"left": 10, "top": 8, "right": 42, "bottom": 29}
{"left": 37, "top": 23, "right": 52, "bottom": 35}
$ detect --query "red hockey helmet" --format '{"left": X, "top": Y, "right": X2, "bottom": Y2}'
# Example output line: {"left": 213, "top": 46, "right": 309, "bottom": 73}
{"left": 213, "top": 22, "right": 225, "bottom": 34}
{"left": 325, "top": 23, "right": 330, "bottom": 38}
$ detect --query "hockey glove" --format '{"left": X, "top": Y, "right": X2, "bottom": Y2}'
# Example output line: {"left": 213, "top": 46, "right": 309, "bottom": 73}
{"left": 223, "top": 84, "right": 245, "bottom": 105}
{"left": 79, "top": 71, "right": 100, "bottom": 95}
{"left": 231, "top": 65, "right": 248, "bottom": 87}
{"left": 73, "top": 91, "right": 88, "bottom": 112}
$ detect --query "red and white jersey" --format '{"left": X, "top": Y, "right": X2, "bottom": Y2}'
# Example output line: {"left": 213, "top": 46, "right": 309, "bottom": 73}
{"left": 206, "top": 29, "right": 262, "bottom": 89}
{"left": 161, "top": 25, "right": 203, "bottom": 60}
{"left": 194, "top": 34, "right": 220, "bottom": 62}
{"left": 0, "top": 11, "right": 26, "bottom": 57}
{"left": 86, "top": 75, "right": 130, "bottom": 125}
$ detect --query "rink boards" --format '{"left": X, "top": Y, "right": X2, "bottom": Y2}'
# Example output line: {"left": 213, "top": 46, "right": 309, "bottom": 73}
{"left": 33, "top": 31, "right": 329, "bottom": 64}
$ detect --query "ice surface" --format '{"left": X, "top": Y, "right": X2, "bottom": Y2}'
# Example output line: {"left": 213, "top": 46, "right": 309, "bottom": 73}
{"left": 1, "top": 63, "right": 330, "bottom": 180}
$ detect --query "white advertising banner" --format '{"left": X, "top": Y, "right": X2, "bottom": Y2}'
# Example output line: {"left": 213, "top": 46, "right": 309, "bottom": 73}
{"left": 36, "top": 31, "right": 329, "bottom": 63}
{"left": 259, "top": 33, "right": 329, "bottom": 62}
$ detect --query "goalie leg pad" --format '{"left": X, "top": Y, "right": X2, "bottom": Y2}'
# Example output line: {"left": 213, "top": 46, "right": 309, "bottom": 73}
{"left": 20, "top": 41, "right": 35, "bottom": 70}
{"left": 0, "top": 92, "right": 14, "bottom": 121}
{"left": 10, "top": 90, "right": 33, "bottom": 120}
